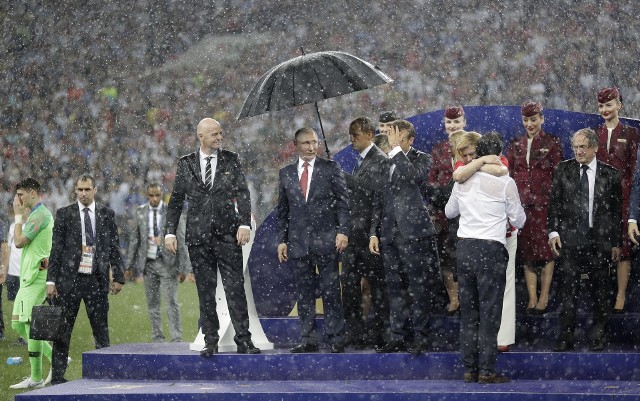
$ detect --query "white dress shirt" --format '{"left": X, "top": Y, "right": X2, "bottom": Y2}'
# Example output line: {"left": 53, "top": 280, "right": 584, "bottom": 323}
{"left": 445, "top": 172, "right": 526, "bottom": 245}
{"left": 298, "top": 157, "right": 315, "bottom": 201}
{"left": 199, "top": 148, "right": 218, "bottom": 187}
{"left": 78, "top": 201, "right": 96, "bottom": 246}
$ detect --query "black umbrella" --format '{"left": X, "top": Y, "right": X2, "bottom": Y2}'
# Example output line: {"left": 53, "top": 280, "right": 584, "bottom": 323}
{"left": 237, "top": 50, "right": 393, "bottom": 158}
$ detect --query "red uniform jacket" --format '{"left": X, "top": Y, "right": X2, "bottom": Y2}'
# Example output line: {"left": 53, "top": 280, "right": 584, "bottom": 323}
{"left": 505, "top": 130, "right": 563, "bottom": 207}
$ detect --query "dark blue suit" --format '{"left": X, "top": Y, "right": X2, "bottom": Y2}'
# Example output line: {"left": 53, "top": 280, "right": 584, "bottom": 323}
{"left": 276, "top": 157, "right": 350, "bottom": 346}
{"left": 371, "top": 150, "right": 439, "bottom": 344}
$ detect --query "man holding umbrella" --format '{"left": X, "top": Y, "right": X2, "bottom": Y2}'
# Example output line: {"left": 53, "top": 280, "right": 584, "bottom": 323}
{"left": 276, "top": 127, "right": 351, "bottom": 353}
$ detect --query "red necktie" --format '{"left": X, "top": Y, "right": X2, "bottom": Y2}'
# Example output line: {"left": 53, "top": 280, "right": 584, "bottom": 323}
{"left": 300, "top": 162, "right": 309, "bottom": 200}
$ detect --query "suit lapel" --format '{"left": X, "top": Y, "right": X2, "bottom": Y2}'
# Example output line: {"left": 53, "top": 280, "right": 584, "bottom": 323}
{"left": 307, "top": 159, "right": 319, "bottom": 202}
{"left": 72, "top": 205, "right": 83, "bottom": 246}
{"left": 593, "top": 162, "right": 606, "bottom": 217}
{"left": 211, "top": 151, "right": 227, "bottom": 193}
{"left": 186, "top": 152, "right": 205, "bottom": 189}
{"left": 140, "top": 204, "right": 150, "bottom": 237}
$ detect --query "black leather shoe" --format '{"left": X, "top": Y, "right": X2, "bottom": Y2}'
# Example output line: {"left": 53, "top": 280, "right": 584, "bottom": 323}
{"left": 612, "top": 307, "right": 625, "bottom": 314}
{"left": 478, "top": 373, "right": 510, "bottom": 384}
{"left": 463, "top": 372, "right": 479, "bottom": 383}
{"left": 200, "top": 343, "right": 219, "bottom": 357}
{"left": 330, "top": 344, "right": 345, "bottom": 353}
{"left": 407, "top": 339, "right": 429, "bottom": 355}
{"left": 290, "top": 343, "right": 319, "bottom": 353}
{"left": 375, "top": 340, "right": 405, "bottom": 353}
{"left": 50, "top": 378, "right": 68, "bottom": 386}
{"left": 237, "top": 340, "right": 261, "bottom": 354}
{"left": 589, "top": 338, "right": 605, "bottom": 352}
{"left": 553, "top": 339, "right": 574, "bottom": 352}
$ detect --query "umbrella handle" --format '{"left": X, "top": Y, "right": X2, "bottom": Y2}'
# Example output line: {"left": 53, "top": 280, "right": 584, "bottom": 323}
{"left": 314, "top": 102, "right": 331, "bottom": 159}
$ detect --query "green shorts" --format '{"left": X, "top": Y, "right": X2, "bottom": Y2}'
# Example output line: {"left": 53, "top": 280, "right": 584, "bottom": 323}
{"left": 12, "top": 283, "right": 47, "bottom": 323}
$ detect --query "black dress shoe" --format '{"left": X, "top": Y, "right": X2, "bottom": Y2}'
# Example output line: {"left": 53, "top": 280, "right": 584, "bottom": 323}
{"left": 330, "top": 344, "right": 345, "bottom": 353}
{"left": 526, "top": 307, "right": 535, "bottom": 316}
{"left": 463, "top": 372, "right": 479, "bottom": 383}
{"left": 290, "top": 343, "right": 319, "bottom": 353}
{"left": 446, "top": 306, "right": 461, "bottom": 316}
{"left": 50, "top": 378, "right": 68, "bottom": 385}
{"left": 407, "top": 339, "right": 429, "bottom": 355}
{"left": 478, "top": 373, "right": 510, "bottom": 384}
{"left": 612, "top": 307, "right": 625, "bottom": 314}
{"left": 375, "top": 340, "right": 405, "bottom": 353}
{"left": 237, "top": 340, "right": 261, "bottom": 354}
{"left": 200, "top": 344, "right": 219, "bottom": 357}
{"left": 589, "top": 338, "right": 605, "bottom": 352}
{"left": 532, "top": 307, "right": 547, "bottom": 315}
{"left": 553, "top": 340, "right": 574, "bottom": 352}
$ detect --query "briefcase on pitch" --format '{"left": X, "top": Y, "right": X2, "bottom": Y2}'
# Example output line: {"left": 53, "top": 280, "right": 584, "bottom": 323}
{"left": 30, "top": 304, "right": 63, "bottom": 341}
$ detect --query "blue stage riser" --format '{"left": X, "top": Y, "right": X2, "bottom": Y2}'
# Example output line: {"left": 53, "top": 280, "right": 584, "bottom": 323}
{"left": 15, "top": 379, "right": 640, "bottom": 401}
{"left": 79, "top": 343, "right": 640, "bottom": 382}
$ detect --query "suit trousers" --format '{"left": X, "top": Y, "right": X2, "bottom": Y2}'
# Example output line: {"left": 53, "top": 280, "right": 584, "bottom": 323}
{"left": 341, "top": 244, "right": 389, "bottom": 344}
{"left": 143, "top": 258, "right": 181, "bottom": 342}
{"left": 557, "top": 237, "right": 611, "bottom": 343}
{"left": 457, "top": 238, "right": 507, "bottom": 376}
{"left": 382, "top": 231, "right": 439, "bottom": 342}
{"left": 293, "top": 252, "right": 345, "bottom": 346}
{"left": 188, "top": 236, "right": 251, "bottom": 346}
{"left": 52, "top": 273, "right": 110, "bottom": 381}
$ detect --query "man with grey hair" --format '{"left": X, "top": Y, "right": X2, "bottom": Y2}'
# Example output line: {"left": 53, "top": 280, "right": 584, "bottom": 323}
{"left": 548, "top": 128, "right": 622, "bottom": 352}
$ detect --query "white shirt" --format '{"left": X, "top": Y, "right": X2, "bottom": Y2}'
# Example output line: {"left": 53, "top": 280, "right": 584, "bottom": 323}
{"left": 78, "top": 201, "right": 96, "bottom": 246}
{"left": 148, "top": 201, "right": 163, "bottom": 237}
{"left": 7, "top": 223, "right": 22, "bottom": 276}
{"left": 298, "top": 157, "right": 315, "bottom": 201}
{"left": 199, "top": 148, "right": 218, "bottom": 187}
{"left": 445, "top": 172, "right": 526, "bottom": 245}
{"left": 359, "top": 143, "right": 374, "bottom": 160}
{"left": 549, "top": 157, "right": 597, "bottom": 240}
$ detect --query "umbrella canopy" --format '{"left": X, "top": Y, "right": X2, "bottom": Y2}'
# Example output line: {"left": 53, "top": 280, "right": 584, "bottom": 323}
{"left": 237, "top": 50, "right": 393, "bottom": 157}
{"left": 237, "top": 51, "right": 393, "bottom": 119}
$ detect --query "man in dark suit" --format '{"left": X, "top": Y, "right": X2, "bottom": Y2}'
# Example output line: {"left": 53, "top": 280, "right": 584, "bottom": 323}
{"left": 47, "top": 174, "right": 125, "bottom": 385}
{"left": 369, "top": 120, "right": 440, "bottom": 354}
{"left": 164, "top": 118, "right": 260, "bottom": 357}
{"left": 276, "top": 127, "right": 351, "bottom": 353}
{"left": 127, "top": 183, "right": 190, "bottom": 343}
{"left": 549, "top": 128, "right": 622, "bottom": 352}
{"left": 398, "top": 120, "right": 431, "bottom": 202}
{"left": 342, "top": 117, "right": 390, "bottom": 349}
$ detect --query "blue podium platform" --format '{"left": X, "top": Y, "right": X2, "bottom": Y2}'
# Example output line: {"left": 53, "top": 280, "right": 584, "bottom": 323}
{"left": 14, "top": 316, "right": 640, "bottom": 401}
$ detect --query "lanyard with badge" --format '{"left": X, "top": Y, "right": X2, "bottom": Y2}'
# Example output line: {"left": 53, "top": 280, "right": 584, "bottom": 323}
{"left": 79, "top": 208, "right": 95, "bottom": 274}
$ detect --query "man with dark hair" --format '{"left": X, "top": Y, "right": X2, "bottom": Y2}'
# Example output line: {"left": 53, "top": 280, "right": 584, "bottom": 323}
{"left": 342, "top": 117, "right": 390, "bottom": 349}
{"left": 549, "top": 128, "right": 622, "bottom": 352}
{"left": 127, "top": 183, "right": 189, "bottom": 343}
{"left": 393, "top": 120, "right": 431, "bottom": 202}
{"left": 370, "top": 120, "right": 439, "bottom": 355}
{"left": 277, "top": 127, "right": 350, "bottom": 353}
{"left": 446, "top": 134, "right": 526, "bottom": 383}
{"left": 8, "top": 178, "right": 54, "bottom": 389}
{"left": 47, "top": 174, "right": 125, "bottom": 385}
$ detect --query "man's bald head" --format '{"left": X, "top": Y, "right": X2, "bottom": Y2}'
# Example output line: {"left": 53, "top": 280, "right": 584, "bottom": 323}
{"left": 197, "top": 118, "right": 224, "bottom": 153}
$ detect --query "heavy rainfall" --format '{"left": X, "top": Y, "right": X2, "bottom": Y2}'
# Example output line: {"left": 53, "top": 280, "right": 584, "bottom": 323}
{"left": 1, "top": 0, "right": 640, "bottom": 399}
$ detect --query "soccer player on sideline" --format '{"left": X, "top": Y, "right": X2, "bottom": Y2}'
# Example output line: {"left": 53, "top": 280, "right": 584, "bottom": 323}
{"left": 9, "top": 178, "right": 55, "bottom": 389}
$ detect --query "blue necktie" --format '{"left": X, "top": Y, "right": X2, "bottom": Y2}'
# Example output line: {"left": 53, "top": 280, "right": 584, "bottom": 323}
{"left": 353, "top": 155, "right": 363, "bottom": 174}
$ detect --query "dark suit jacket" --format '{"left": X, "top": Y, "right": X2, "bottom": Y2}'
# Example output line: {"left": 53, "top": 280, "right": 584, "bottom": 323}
{"left": 126, "top": 203, "right": 190, "bottom": 276}
{"left": 345, "top": 145, "right": 390, "bottom": 247}
{"left": 548, "top": 159, "right": 622, "bottom": 251}
{"left": 506, "top": 130, "right": 563, "bottom": 207}
{"left": 629, "top": 151, "right": 640, "bottom": 220}
{"left": 165, "top": 149, "right": 251, "bottom": 246}
{"left": 406, "top": 147, "right": 432, "bottom": 203}
{"left": 371, "top": 150, "right": 436, "bottom": 245}
{"left": 48, "top": 203, "right": 125, "bottom": 295}
{"left": 276, "top": 157, "right": 351, "bottom": 259}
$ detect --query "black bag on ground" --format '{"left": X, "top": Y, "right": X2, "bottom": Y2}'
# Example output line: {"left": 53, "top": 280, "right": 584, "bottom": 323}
{"left": 30, "top": 302, "right": 63, "bottom": 341}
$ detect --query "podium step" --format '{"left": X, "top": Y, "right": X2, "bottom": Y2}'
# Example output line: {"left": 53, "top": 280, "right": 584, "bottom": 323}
{"left": 15, "top": 378, "right": 640, "bottom": 401}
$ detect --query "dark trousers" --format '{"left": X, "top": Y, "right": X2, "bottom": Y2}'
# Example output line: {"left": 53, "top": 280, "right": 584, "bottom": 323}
{"left": 0, "top": 283, "right": 4, "bottom": 334}
{"left": 52, "top": 274, "right": 109, "bottom": 381}
{"left": 457, "top": 239, "right": 507, "bottom": 376}
{"left": 293, "top": 252, "right": 345, "bottom": 346}
{"left": 189, "top": 236, "right": 250, "bottom": 346}
{"left": 341, "top": 243, "right": 389, "bottom": 344}
{"left": 382, "top": 232, "right": 439, "bottom": 342}
{"left": 557, "top": 240, "right": 611, "bottom": 343}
